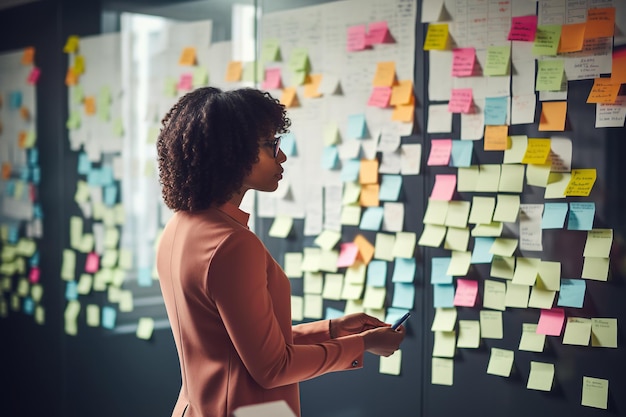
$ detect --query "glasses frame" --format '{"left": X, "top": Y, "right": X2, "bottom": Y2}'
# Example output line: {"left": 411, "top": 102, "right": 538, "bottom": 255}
{"left": 263, "top": 136, "right": 281, "bottom": 158}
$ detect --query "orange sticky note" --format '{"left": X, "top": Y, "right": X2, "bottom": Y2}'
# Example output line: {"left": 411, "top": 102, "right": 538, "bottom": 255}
{"left": 539, "top": 101, "right": 567, "bottom": 131}
{"left": 19, "top": 107, "right": 30, "bottom": 121}
{"left": 390, "top": 80, "right": 413, "bottom": 106}
{"left": 225, "top": 61, "right": 243, "bottom": 82}
{"left": 360, "top": 184, "right": 380, "bottom": 207}
{"left": 280, "top": 87, "right": 299, "bottom": 108}
{"left": 179, "top": 47, "right": 197, "bottom": 66}
{"left": 584, "top": 7, "right": 615, "bottom": 39}
{"left": 354, "top": 234, "right": 375, "bottom": 265}
{"left": 392, "top": 103, "right": 415, "bottom": 122}
{"left": 373, "top": 61, "right": 396, "bottom": 87}
{"left": 558, "top": 23, "right": 585, "bottom": 53}
{"left": 22, "top": 47, "right": 35, "bottom": 65}
{"left": 359, "top": 159, "right": 379, "bottom": 185}
{"left": 610, "top": 51, "right": 626, "bottom": 84}
{"left": 1, "top": 162, "right": 12, "bottom": 179}
{"left": 587, "top": 78, "right": 621, "bottom": 104}
{"left": 18, "top": 131, "right": 28, "bottom": 148}
{"left": 303, "top": 74, "right": 323, "bottom": 98}
{"left": 65, "top": 67, "right": 78, "bottom": 86}
{"left": 84, "top": 96, "right": 96, "bottom": 115}
{"left": 484, "top": 125, "right": 509, "bottom": 151}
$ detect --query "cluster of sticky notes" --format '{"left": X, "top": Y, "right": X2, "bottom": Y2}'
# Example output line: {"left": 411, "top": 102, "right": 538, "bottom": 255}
{"left": 347, "top": 20, "right": 394, "bottom": 52}
{"left": 366, "top": 61, "right": 414, "bottom": 122}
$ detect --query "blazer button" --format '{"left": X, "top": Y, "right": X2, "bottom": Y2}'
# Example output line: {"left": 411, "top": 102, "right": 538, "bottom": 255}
{"left": 352, "top": 360, "right": 359, "bottom": 367}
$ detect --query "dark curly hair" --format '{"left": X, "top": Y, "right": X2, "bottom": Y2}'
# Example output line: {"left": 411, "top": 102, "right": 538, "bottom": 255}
{"left": 157, "top": 87, "right": 291, "bottom": 211}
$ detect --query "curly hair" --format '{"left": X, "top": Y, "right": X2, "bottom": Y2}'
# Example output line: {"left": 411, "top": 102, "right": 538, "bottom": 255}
{"left": 157, "top": 87, "right": 291, "bottom": 211}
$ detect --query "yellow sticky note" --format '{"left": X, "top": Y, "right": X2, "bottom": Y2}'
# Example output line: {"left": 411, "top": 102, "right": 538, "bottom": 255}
{"left": 178, "top": 47, "right": 196, "bottom": 66}
{"left": 527, "top": 361, "right": 554, "bottom": 391}
{"left": 417, "top": 224, "right": 446, "bottom": 248}
{"left": 456, "top": 320, "right": 480, "bottom": 348}
{"left": 539, "top": 101, "right": 567, "bottom": 131}
{"left": 480, "top": 310, "right": 503, "bottom": 339}
{"left": 136, "top": 317, "right": 155, "bottom": 340}
{"left": 483, "top": 279, "right": 506, "bottom": 311}
{"left": 392, "top": 103, "right": 415, "bottom": 122}
{"left": 431, "top": 307, "right": 457, "bottom": 332}
{"left": 583, "top": 229, "right": 613, "bottom": 258}
{"left": 373, "top": 232, "right": 395, "bottom": 262}
{"left": 432, "top": 357, "right": 454, "bottom": 386}
{"left": 564, "top": 169, "right": 596, "bottom": 197}
{"left": 486, "top": 347, "right": 514, "bottom": 377}
{"left": 284, "top": 252, "right": 303, "bottom": 278}
{"left": 373, "top": 61, "right": 396, "bottom": 87}
{"left": 424, "top": 23, "right": 448, "bottom": 50}
{"left": 563, "top": 317, "right": 592, "bottom": 346}
{"left": 74, "top": 55, "right": 85, "bottom": 74}
{"left": 225, "top": 61, "right": 243, "bottom": 82}
{"left": 521, "top": 138, "right": 551, "bottom": 164}
{"left": 581, "top": 377, "right": 609, "bottom": 409}
{"left": 519, "top": 323, "right": 546, "bottom": 352}
{"left": 86, "top": 304, "right": 100, "bottom": 327}
{"left": 484, "top": 126, "right": 509, "bottom": 151}
{"left": 379, "top": 349, "right": 402, "bottom": 375}
{"left": 268, "top": 215, "right": 293, "bottom": 238}
{"left": 63, "top": 35, "right": 80, "bottom": 53}
{"left": 591, "top": 318, "right": 617, "bottom": 348}
{"left": 582, "top": 257, "right": 609, "bottom": 281}
{"left": 489, "top": 238, "right": 518, "bottom": 257}
{"left": 433, "top": 331, "right": 456, "bottom": 357}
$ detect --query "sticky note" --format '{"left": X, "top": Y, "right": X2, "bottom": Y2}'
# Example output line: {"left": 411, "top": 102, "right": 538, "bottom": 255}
{"left": 564, "top": 169, "right": 596, "bottom": 197}
{"left": 558, "top": 23, "right": 586, "bottom": 53}
{"left": 484, "top": 45, "right": 511, "bottom": 76}
{"left": 423, "top": 23, "right": 448, "bottom": 51}
{"left": 519, "top": 323, "right": 546, "bottom": 352}
{"left": 427, "top": 139, "right": 452, "bottom": 166}
{"left": 347, "top": 25, "right": 367, "bottom": 51}
{"left": 430, "top": 174, "right": 456, "bottom": 201}
{"left": 453, "top": 279, "right": 478, "bottom": 307}
{"left": 367, "top": 21, "right": 393, "bottom": 45}
{"left": 63, "top": 35, "right": 79, "bottom": 53}
{"left": 433, "top": 330, "right": 456, "bottom": 358}
{"left": 486, "top": 347, "right": 514, "bottom": 377}
{"left": 288, "top": 47, "right": 309, "bottom": 72}
{"left": 480, "top": 310, "right": 503, "bottom": 339}
{"left": 581, "top": 377, "right": 609, "bottom": 409}
{"left": 178, "top": 47, "right": 196, "bottom": 66}
{"left": 347, "top": 114, "right": 367, "bottom": 139}
{"left": 584, "top": 7, "right": 615, "bottom": 39}
{"left": 483, "top": 126, "right": 508, "bottom": 151}
{"left": 536, "top": 308, "right": 565, "bottom": 336}
{"left": 136, "top": 317, "right": 155, "bottom": 340}
{"left": 449, "top": 140, "right": 473, "bottom": 167}
{"left": 261, "top": 39, "right": 281, "bottom": 62}
{"left": 527, "top": 361, "right": 554, "bottom": 391}
{"left": 536, "top": 59, "right": 564, "bottom": 91}
{"left": 433, "top": 284, "right": 455, "bottom": 308}
{"left": 583, "top": 229, "right": 613, "bottom": 258}
{"left": 366, "top": 260, "right": 387, "bottom": 287}
{"left": 587, "top": 78, "right": 621, "bottom": 104}
{"left": 539, "top": 101, "right": 567, "bottom": 131}
{"left": 280, "top": 87, "right": 299, "bottom": 108}
{"left": 591, "top": 318, "right": 617, "bottom": 348}
{"left": 373, "top": 61, "right": 396, "bottom": 87}
{"left": 432, "top": 357, "right": 454, "bottom": 386}
{"left": 532, "top": 25, "right": 562, "bottom": 56}
{"left": 390, "top": 80, "right": 413, "bottom": 106}
{"left": 268, "top": 215, "right": 293, "bottom": 238}
{"left": 303, "top": 74, "right": 322, "bottom": 98}
{"left": 508, "top": 15, "right": 538, "bottom": 41}
{"left": 484, "top": 96, "right": 508, "bottom": 125}
{"left": 354, "top": 234, "right": 375, "bottom": 265}
{"left": 448, "top": 88, "right": 473, "bottom": 113}
{"left": 359, "top": 207, "right": 384, "bottom": 231}
{"left": 391, "top": 258, "right": 416, "bottom": 283}
{"left": 457, "top": 320, "right": 480, "bottom": 348}
{"left": 541, "top": 202, "right": 568, "bottom": 229}
{"left": 562, "top": 317, "right": 592, "bottom": 345}
{"left": 379, "top": 350, "right": 402, "bottom": 375}
{"left": 431, "top": 307, "right": 457, "bottom": 331}
{"left": 367, "top": 87, "right": 392, "bottom": 107}
{"left": 452, "top": 47, "right": 475, "bottom": 77}
{"left": 261, "top": 67, "right": 281, "bottom": 90}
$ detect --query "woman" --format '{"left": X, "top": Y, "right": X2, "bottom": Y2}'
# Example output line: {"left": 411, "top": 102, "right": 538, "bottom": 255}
{"left": 156, "top": 87, "right": 406, "bottom": 417}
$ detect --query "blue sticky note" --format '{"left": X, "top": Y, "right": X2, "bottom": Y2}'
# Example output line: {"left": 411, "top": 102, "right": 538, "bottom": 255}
{"left": 340, "top": 159, "right": 361, "bottom": 182}
{"left": 360, "top": 207, "right": 384, "bottom": 230}
{"left": 28, "top": 148, "right": 39, "bottom": 165}
{"left": 20, "top": 167, "right": 30, "bottom": 181}
{"left": 557, "top": 279, "right": 586, "bottom": 308}
{"left": 385, "top": 307, "right": 410, "bottom": 324}
{"left": 542, "top": 202, "right": 568, "bottom": 229}
{"left": 325, "top": 307, "right": 345, "bottom": 320}
{"left": 471, "top": 237, "right": 495, "bottom": 264}
{"left": 77, "top": 152, "right": 91, "bottom": 175}
{"left": 23, "top": 297, "right": 35, "bottom": 315}
{"left": 280, "top": 132, "right": 297, "bottom": 156}
{"left": 5, "top": 180, "right": 15, "bottom": 197}
{"left": 29, "top": 251, "right": 40, "bottom": 267}
{"left": 433, "top": 284, "right": 455, "bottom": 308}
{"left": 31, "top": 167, "right": 41, "bottom": 184}
{"left": 392, "top": 258, "right": 416, "bottom": 283}
{"left": 367, "top": 260, "right": 387, "bottom": 287}
{"left": 449, "top": 140, "right": 473, "bottom": 167}
{"left": 321, "top": 146, "right": 339, "bottom": 170}
{"left": 9, "top": 91, "right": 22, "bottom": 109}
{"left": 33, "top": 204, "right": 43, "bottom": 219}
{"left": 8, "top": 225, "right": 19, "bottom": 244}
{"left": 484, "top": 96, "right": 508, "bottom": 125}
{"left": 137, "top": 267, "right": 153, "bottom": 287}
{"left": 379, "top": 175, "right": 402, "bottom": 201}
{"left": 392, "top": 283, "right": 415, "bottom": 309}
{"left": 102, "top": 306, "right": 117, "bottom": 329}
{"left": 567, "top": 202, "right": 595, "bottom": 231}
{"left": 347, "top": 114, "right": 367, "bottom": 139}
{"left": 65, "top": 281, "right": 78, "bottom": 301}
{"left": 104, "top": 185, "right": 118, "bottom": 206}
{"left": 431, "top": 257, "right": 452, "bottom": 284}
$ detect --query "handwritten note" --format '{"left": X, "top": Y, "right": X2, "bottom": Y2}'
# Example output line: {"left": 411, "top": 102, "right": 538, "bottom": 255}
{"left": 521, "top": 138, "right": 551, "bottom": 164}
{"left": 427, "top": 139, "right": 452, "bottom": 166}
{"left": 564, "top": 169, "right": 596, "bottom": 197}
{"left": 584, "top": 7, "right": 615, "bottom": 39}
{"left": 424, "top": 23, "right": 448, "bottom": 50}
{"left": 448, "top": 88, "right": 473, "bottom": 113}
{"left": 532, "top": 25, "right": 562, "bottom": 56}
{"left": 452, "top": 48, "right": 475, "bottom": 77}
{"left": 453, "top": 279, "right": 478, "bottom": 307}
{"left": 484, "top": 45, "right": 511, "bottom": 76}
{"left": 536, "top": 59, "right": 564, "bottom": 91}
{"left": 581, "top": 377, "right": 609, "bottom": 409}
{"left": 508, "top": 15, "right": 538, "bottom": 41}
{"left": 587, "top": 78, "right": 621, "bottom": 104}
{"left": 347, "top": 25, "right": 367, "bottom": 51}
{"left": 484, "top": 126, "right": 508, "bottom": 151}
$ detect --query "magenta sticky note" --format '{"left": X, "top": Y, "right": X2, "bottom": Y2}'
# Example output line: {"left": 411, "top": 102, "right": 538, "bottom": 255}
{"left": 28, "top": 266, "right": 40, "bottom": 284}
{"left": 85, "top": 252, "right": 100, "bottom": 274}
{"left": 427, "top": 138, "right": 453, "bottom": 166}
{"left": 452, "top": 48, "right": 476, "bottom": 77}
{"left": 430, "top": 174, "right": 456, "bottom": 201}
{"left": 262, "top": 67, "right": 282, "bottom": 90}
{"left": 448, "top": 88, "right": 473, "bottom": 113}
{"left": 367, "top": 21, "right": 392, "bottom": 45}
{"left": 367, "top": 86, "right": 393, "bottom": 107}
{"left": 177, "top": 73, "right": 193, "bottom": 91}
{"left": 536, "top": 308, "right": 565, "bottom": 336}
{"left": 507, "top": 15, "right": 538, "bottom": 42}
{"left": 27, "top": 67, "right": 41, "bottom": 85}
{"left": 453, "top": 279, "right": 478, "bottom": 307}
{"left": 347, "top": 25, "right": 367, "bottom": 51}
{"left": 337, "top": 242, "right": 359, "bottom": 268}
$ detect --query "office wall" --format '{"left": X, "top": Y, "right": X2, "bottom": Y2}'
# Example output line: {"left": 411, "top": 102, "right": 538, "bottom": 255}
{"left": 0, "top": 1, "right": 624, "bottom": 417}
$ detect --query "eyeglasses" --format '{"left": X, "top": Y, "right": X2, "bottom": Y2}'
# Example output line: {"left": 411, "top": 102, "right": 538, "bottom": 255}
{"left": 262, "top": 136, "right": 282, "bottom": 158}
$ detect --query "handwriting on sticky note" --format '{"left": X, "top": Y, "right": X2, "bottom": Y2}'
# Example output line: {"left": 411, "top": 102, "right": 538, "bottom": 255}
{"left": 347, "top": 25, "right": 367, "bottom": 51}
{"left": 536, "top": 60, "right": 564, "bottom": 91}
{"left": 448, "top": 88, "right": 473, "bottom": 113}
{"left": 452, "top": 48, "right": 475, "bottom": 77}
{"left": 584, "top": 7, "right": 615, "bottom": 39}
{"left": 424, "top": 23, "right": 448, "bottom": 51}
{"left": 427, "top": 139, "right": 452, "bottom": 166}
{"left": 532, "top": 25, "right": 562, "bottom": 56}
{"left": 508, "top": 15, "right": 538, "bottom": 41}
{"left": 484, "top": 126, "right": 508, "bottom": 151}
{"left": 521, "top": 138, "right": 551, "bottom": 164}
{"left": 565, "top": 169, "right": 596, "bottom": 197}
{"left": 453, "top": 279, "right": 478, "bottom": 307}
{"left": 484, "top": 45, "right": 510, "bottom": 76}
{"left": 587, "top": 78, "right": 621, "bottom": 104}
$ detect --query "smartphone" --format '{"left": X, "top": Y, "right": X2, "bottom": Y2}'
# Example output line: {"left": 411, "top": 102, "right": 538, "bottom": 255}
{"left": 391, "top": 312, "right": 410, "bottom": 330}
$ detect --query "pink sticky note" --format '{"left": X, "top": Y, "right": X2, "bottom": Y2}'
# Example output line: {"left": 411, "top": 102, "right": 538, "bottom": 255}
{"left": 453, "top": 279, "right": 478, "bottom": 307}
{"left": 536, "top": 308, "right": 565, "bottom": 336}
{"left": 367, "top": 21, "right": 393, "bottom": 45}
{"left": 347, "top": 25, "right": 367, "bottom": 51}
{"left": 507, "top": 15, "right": 538, "bottom": 41}
{"left": 430, "top": 174, "right": 456, "bottom": 201}
{"left": 452, "top": 48, "right": 476, "bottom": 77}
{"left": 337, "top": 242, "right": 359, "bottom": 268}
{"left": 177, "top": 73, "right": 193, "bottom": 91}
{"left": 27, "top": 67, "right": 41, "bottom": 85}
{"left": 262, "top": 68, "right": 282, "bottom": 90}
{"left": 367, "top": 86, "right": 392, "bottom": 107}
{"left": 85, "top": 252, "right": 100, "bottom": 274}
{"left": 427, "top": 139, "right": 453, "bottom": 166}
{"left": 448, "top": 88, "right": 473, "bottom": 113}
{"left": 28, "top": 267, "right": 40, "bottom": 284}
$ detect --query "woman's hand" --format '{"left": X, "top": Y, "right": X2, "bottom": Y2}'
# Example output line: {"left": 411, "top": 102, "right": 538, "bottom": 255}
{"left": 361, "top": 325, "right": 406, "bottom": 357}
{"left": 330, "top": 313, "right": 386, "bottom": 339}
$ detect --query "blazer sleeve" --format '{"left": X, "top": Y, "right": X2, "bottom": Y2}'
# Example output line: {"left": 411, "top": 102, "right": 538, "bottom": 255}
{"left": 208, "top": 230, "right": 364, "bottom": 390}
{"left": 292, "top": 320, "right": 332, "bottom": 344}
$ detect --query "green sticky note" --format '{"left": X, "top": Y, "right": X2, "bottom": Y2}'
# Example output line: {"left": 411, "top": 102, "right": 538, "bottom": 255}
{"left": 533, "top": 25, "right": 562, "bottom": 56}
{"left": 242, "top": 61, "right": 258, "bottom": 82}
{"left": 72, "top": 85, "right": 84, "bottom": 104}
{"left": 536, "top": 59, "right": 564, "bottom": 91}
{"left": 292, "top": 70, "right": 308, "bottom": 85}
{"left": 164, "top": 76, "right": 177, "bottom": 97}
{"left": 112, "top": 117, "right": 124, "bottom": 137}
{"left": 288, "top": 47, "right": 309, "bottom": 72}
{"left": 261, "top": 39, "right": 281, "bottom": 63}
{"left": 484, "top": 45, "right": 511, "bottom": 76}
{"left": 66, "top": 110, "right": 81, "bottom": 129}
{"left": 192, "top": 66, "right": 208, "bottom": 88}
